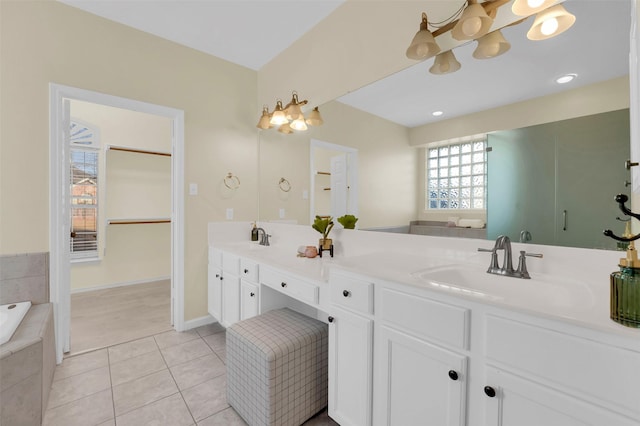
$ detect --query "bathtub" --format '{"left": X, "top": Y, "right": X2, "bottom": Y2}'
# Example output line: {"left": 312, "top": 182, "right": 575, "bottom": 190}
{"left": 0, "top": 301, "right": 32, "bottom": 345}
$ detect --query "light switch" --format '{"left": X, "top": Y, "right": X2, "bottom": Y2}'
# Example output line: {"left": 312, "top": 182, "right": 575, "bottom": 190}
{"left": 226, "top": 208, "right": 234, "bottom": 220}
{"left": 189, "top": 183, "right": 198, "bottom": 195}
{"left": 279, "top": 208, "right": 285, "bottom": 219}
{"left": 302, "top": 190, "right": 309, "bottom": 200}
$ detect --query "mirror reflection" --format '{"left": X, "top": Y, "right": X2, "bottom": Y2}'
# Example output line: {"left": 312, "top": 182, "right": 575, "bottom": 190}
{"left": 258, "top": 0, "right": 632, "bottom": 250}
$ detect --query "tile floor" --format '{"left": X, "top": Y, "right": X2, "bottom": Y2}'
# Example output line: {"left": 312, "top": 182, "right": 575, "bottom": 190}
{"left": 44, "top": 323, "right": 339, "bottom": 426}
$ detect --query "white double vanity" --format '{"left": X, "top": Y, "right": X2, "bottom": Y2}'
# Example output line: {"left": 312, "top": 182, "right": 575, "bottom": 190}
{"left": 208, "top": 222, "right": 640, "bottom": 426}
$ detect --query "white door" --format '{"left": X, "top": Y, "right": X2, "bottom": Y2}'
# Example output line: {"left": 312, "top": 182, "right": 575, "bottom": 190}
{"left": 328, "top": 306, "right": 373, "bottom": 426}
{"left": 374, "top": 326, "right": 467, "bottom": 426}
{"left": 330, "top": 153, "right": 348, "bottom": 219}
{"left": 484, "top": 367, "right": 639, "bottom": 426}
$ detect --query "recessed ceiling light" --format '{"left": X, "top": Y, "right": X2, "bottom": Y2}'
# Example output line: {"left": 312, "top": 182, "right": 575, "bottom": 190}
{"left": 556, "top": 73, "right": 577, "bottom": 84}
{"left": 432, "top": 111, "right": 444, "bottom": 117}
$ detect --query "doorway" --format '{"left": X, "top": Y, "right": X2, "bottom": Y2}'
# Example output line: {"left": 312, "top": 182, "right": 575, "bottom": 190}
{"left": 49, "top": 84, "right": 185, "bottom": 363}
{"left": 309, "top": 139, "right": 358, "bottom": 224}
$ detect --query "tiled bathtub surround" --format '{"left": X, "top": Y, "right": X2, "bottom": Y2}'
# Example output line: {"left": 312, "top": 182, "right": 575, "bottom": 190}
{"left": 0, "top": 252, "right": 50, "bottom": 305}
{"left": 0, "top": 252, "right": 54, "bottom": 425}
{"left": 1, "top": 303, "right": 56, "bottom": 425}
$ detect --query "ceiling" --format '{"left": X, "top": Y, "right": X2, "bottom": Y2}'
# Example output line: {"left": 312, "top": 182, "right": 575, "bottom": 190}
{"left": 58, "top": 0, "right": 631, "bottom": 128}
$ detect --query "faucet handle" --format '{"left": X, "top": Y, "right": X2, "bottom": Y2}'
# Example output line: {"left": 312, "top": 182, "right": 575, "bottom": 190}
{"left": 263, "top": 234, "right": 271, "bottom": 246}
{"left": 477, "top": 247, "right": 495, "bottom": 253}
{"left": 516, "top": 250, "right": 543, "bottom": 279}
{"left": 478, "top": 247, "right": 500, "bottom": 273}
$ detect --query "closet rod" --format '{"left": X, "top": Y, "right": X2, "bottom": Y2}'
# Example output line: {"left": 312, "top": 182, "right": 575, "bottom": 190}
{"left": 107, "top": 219, "right": 171, "bottom": 225}
{"left": 108, "top": 146, "right": 171, "bottom": 157}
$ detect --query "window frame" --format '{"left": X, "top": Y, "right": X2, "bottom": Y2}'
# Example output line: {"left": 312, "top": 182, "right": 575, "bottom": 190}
{"left": 69, "top": 119, "right": 100, "bottom": 261}
{"left": 424, "top": 137, "right": 488, "bottom": 211}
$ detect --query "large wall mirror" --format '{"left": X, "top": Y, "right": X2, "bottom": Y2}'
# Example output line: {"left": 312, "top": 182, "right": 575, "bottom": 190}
{"left": 258, "top": 0, "right": 634, "bottom": 250}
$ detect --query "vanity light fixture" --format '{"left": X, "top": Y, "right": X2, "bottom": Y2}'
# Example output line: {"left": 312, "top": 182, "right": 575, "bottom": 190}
{"left": 270, "top": 100, "right": 288, "bottom": 126}
{"left": 555, "top": 73, "right": 577, "bottom": 84}
{"left": 511, "top": 0, "right": 556, "bottom": 16}
{"left": 527, "top": 4, "right": 575, "bottom": 40}
{"left": 256, "top": 106, "right": 273, "bottom": 130}
{"left": 432, "top": 111, "right": 444, "bottom": 117}
{"left": 406, "top": 13, "right": 441, "bottom": 60}
{"left": 258, "top": 91, "right": 323, "bottom": 134}
{"left": 472, "top": 29, "right": 511, "bottom": 59}
{"left": 406, "top": 0, "right": 576, "bottom": 76}
{"left": 451, "top": 0, "right": 493, "bottom": 41}
{"left": 430, "top": 51, "right": 461, "bottom": 75}
{"left": 305, "top": 107, "right": 324, "bottom": 126}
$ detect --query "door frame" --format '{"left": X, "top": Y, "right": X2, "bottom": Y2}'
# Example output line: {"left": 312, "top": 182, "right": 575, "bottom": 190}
{"left": 309, "top": 139, "right": 358, "bottom": 225}
{"left": 49, "top": 83, "right": 185, "bottom": 363}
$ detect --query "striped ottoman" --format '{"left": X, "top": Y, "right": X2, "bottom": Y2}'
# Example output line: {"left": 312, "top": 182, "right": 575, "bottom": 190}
{"left": 226, "top": 308, "right": 328, "bottom": 426}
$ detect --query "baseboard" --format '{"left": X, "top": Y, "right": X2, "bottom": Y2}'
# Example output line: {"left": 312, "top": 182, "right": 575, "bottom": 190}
{"left": 70, "top": 276, "right": 171, "bottom": 294}
{"left": 183, "top": 315, "right": 218, "bottom": 331}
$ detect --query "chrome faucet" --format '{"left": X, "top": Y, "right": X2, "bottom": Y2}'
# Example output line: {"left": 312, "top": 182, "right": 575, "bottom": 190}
{"left": 255, "top": 228, "right": 271, "bottom": 246}
{"left": 479, "top": 235, "right": 542, "bottom": 279}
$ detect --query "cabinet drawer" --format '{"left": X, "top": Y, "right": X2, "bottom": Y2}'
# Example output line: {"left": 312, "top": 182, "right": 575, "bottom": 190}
{"left": 222, "top": 252, "right": 240, "bottom": 275}
{"left": 261, "top": 267, "right": 319, "bottom": 305}
{"left": 330, "top": 272, "right": 373, "bottom": 315}
{"left": 380, "top": 288, "right": 470, "bottom": 350}
{"left": 486, "top": 315, "right": 640, "bottom": 417}
{"left": 240, "top": 258, "right": 259, "bottom": 283}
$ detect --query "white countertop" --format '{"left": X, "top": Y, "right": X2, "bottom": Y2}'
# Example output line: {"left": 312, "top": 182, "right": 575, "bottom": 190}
{"left": 210, "top": 222, "right": 640, "bottom": 341}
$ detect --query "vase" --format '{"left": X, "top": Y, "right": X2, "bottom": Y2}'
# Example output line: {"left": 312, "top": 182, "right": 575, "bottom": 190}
{"left": 319, "top": 238, "right": 332, "bottom": 250}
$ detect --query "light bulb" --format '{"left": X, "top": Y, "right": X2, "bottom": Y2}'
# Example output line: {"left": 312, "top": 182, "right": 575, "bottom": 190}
{"left": 528, "top": 0, "right": 544, "bottom": 8}
{"left": 540, "top": 17, "right": 559, "bottom": 35}
{"left": 462, "top": 16, "right": 482, "bottom": 37}
{"left": 290, "top": 118, "right": 308, "bottom": 131}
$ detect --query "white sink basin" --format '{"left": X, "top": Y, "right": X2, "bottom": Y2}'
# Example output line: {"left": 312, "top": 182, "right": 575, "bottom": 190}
{"left": 411, "top": 264, "right": 595, "bottom": 311}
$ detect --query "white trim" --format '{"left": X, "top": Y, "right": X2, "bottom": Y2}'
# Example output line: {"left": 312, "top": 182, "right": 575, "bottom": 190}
{"left": 183, "top": 315, "right": 219, "bottom": 331}
{"left": 70, "top": 276, "right": 171, "bottom": 294}
{"left": 49, "top": 83, "right": 186, "bottom": 363}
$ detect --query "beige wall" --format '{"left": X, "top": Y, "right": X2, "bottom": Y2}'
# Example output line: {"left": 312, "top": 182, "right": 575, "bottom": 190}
{"left": 0, "top": 1, "right": 258, "bottom": 320}
{"left": 259, "top": 100, "right": 417, "bottom": 229}
{"left": 70, "top": 100, "right": 172, "bottom": 291}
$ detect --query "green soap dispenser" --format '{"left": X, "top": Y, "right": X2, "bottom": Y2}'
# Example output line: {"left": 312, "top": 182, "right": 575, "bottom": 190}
{"left": 251, "top": 222, "right": 259, "bottom": 242}
{"left": 604, "top": 195, "right": 640, "bottom": 328}
{"left": 610, "top": 240, "right": 640, "bottom": 328}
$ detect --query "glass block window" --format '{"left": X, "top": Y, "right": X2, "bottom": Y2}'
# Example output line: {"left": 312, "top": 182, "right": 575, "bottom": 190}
{"left": 426, "top": 139, "right": 487, "bottom": 210}
{"left": 69, "top": 120, "right": 100, "bottom": 259}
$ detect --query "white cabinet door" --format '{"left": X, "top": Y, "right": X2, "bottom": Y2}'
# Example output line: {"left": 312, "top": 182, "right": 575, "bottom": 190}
{"left": 374, "top": 325, "right": 467, "bottom": 426}
{"left": 207, "top": 265, "right": 222, "bottom": 321}
{"left": 484, "top": 367, "right": 640, "bottom": 426}
{"left": 328, "top": 306, "right": 373, "bottom": 426}
{"left": 221, "top": 273, "right": 240, "bottom": 327}
{"left": 240, "top": 280, "right": 259, "bottom": 320}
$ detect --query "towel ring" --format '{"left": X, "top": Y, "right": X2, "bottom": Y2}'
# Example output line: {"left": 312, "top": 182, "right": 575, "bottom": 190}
{"left": 278, "top": 177, "right": 291, "bottom": 193}
{"left": 224, "top": 172, "right": 241, "bottom": 190}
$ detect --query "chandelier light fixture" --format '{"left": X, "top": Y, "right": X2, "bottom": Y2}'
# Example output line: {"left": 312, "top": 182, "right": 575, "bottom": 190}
{"left": 406, "top": 0, "right": 576, "bottom": 75}
{"left": 256, "top": 91, "right": 324, "bottom": 134}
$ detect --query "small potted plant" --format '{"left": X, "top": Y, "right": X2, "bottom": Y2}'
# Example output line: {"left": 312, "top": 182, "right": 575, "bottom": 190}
{"left": 337, "top": 214, "right": 358, "bottom": 230}
{"left": 312, "top": 215, "right": 334, "bottom": 256}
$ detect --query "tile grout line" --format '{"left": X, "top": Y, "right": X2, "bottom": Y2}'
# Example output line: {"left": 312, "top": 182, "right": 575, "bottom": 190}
{"left": 107, "top": 347, "right": 117, "bottom": 425}
{"left": 156, "top": 333, "right": 199, "bottom": 425}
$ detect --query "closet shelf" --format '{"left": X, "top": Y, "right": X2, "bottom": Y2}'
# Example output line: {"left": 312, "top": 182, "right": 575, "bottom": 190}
{"left": 107, "top": 145, "right": 171, "bottom": 157}
{"left": 107, "top": 218, "right": 171, "bottom": 225}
